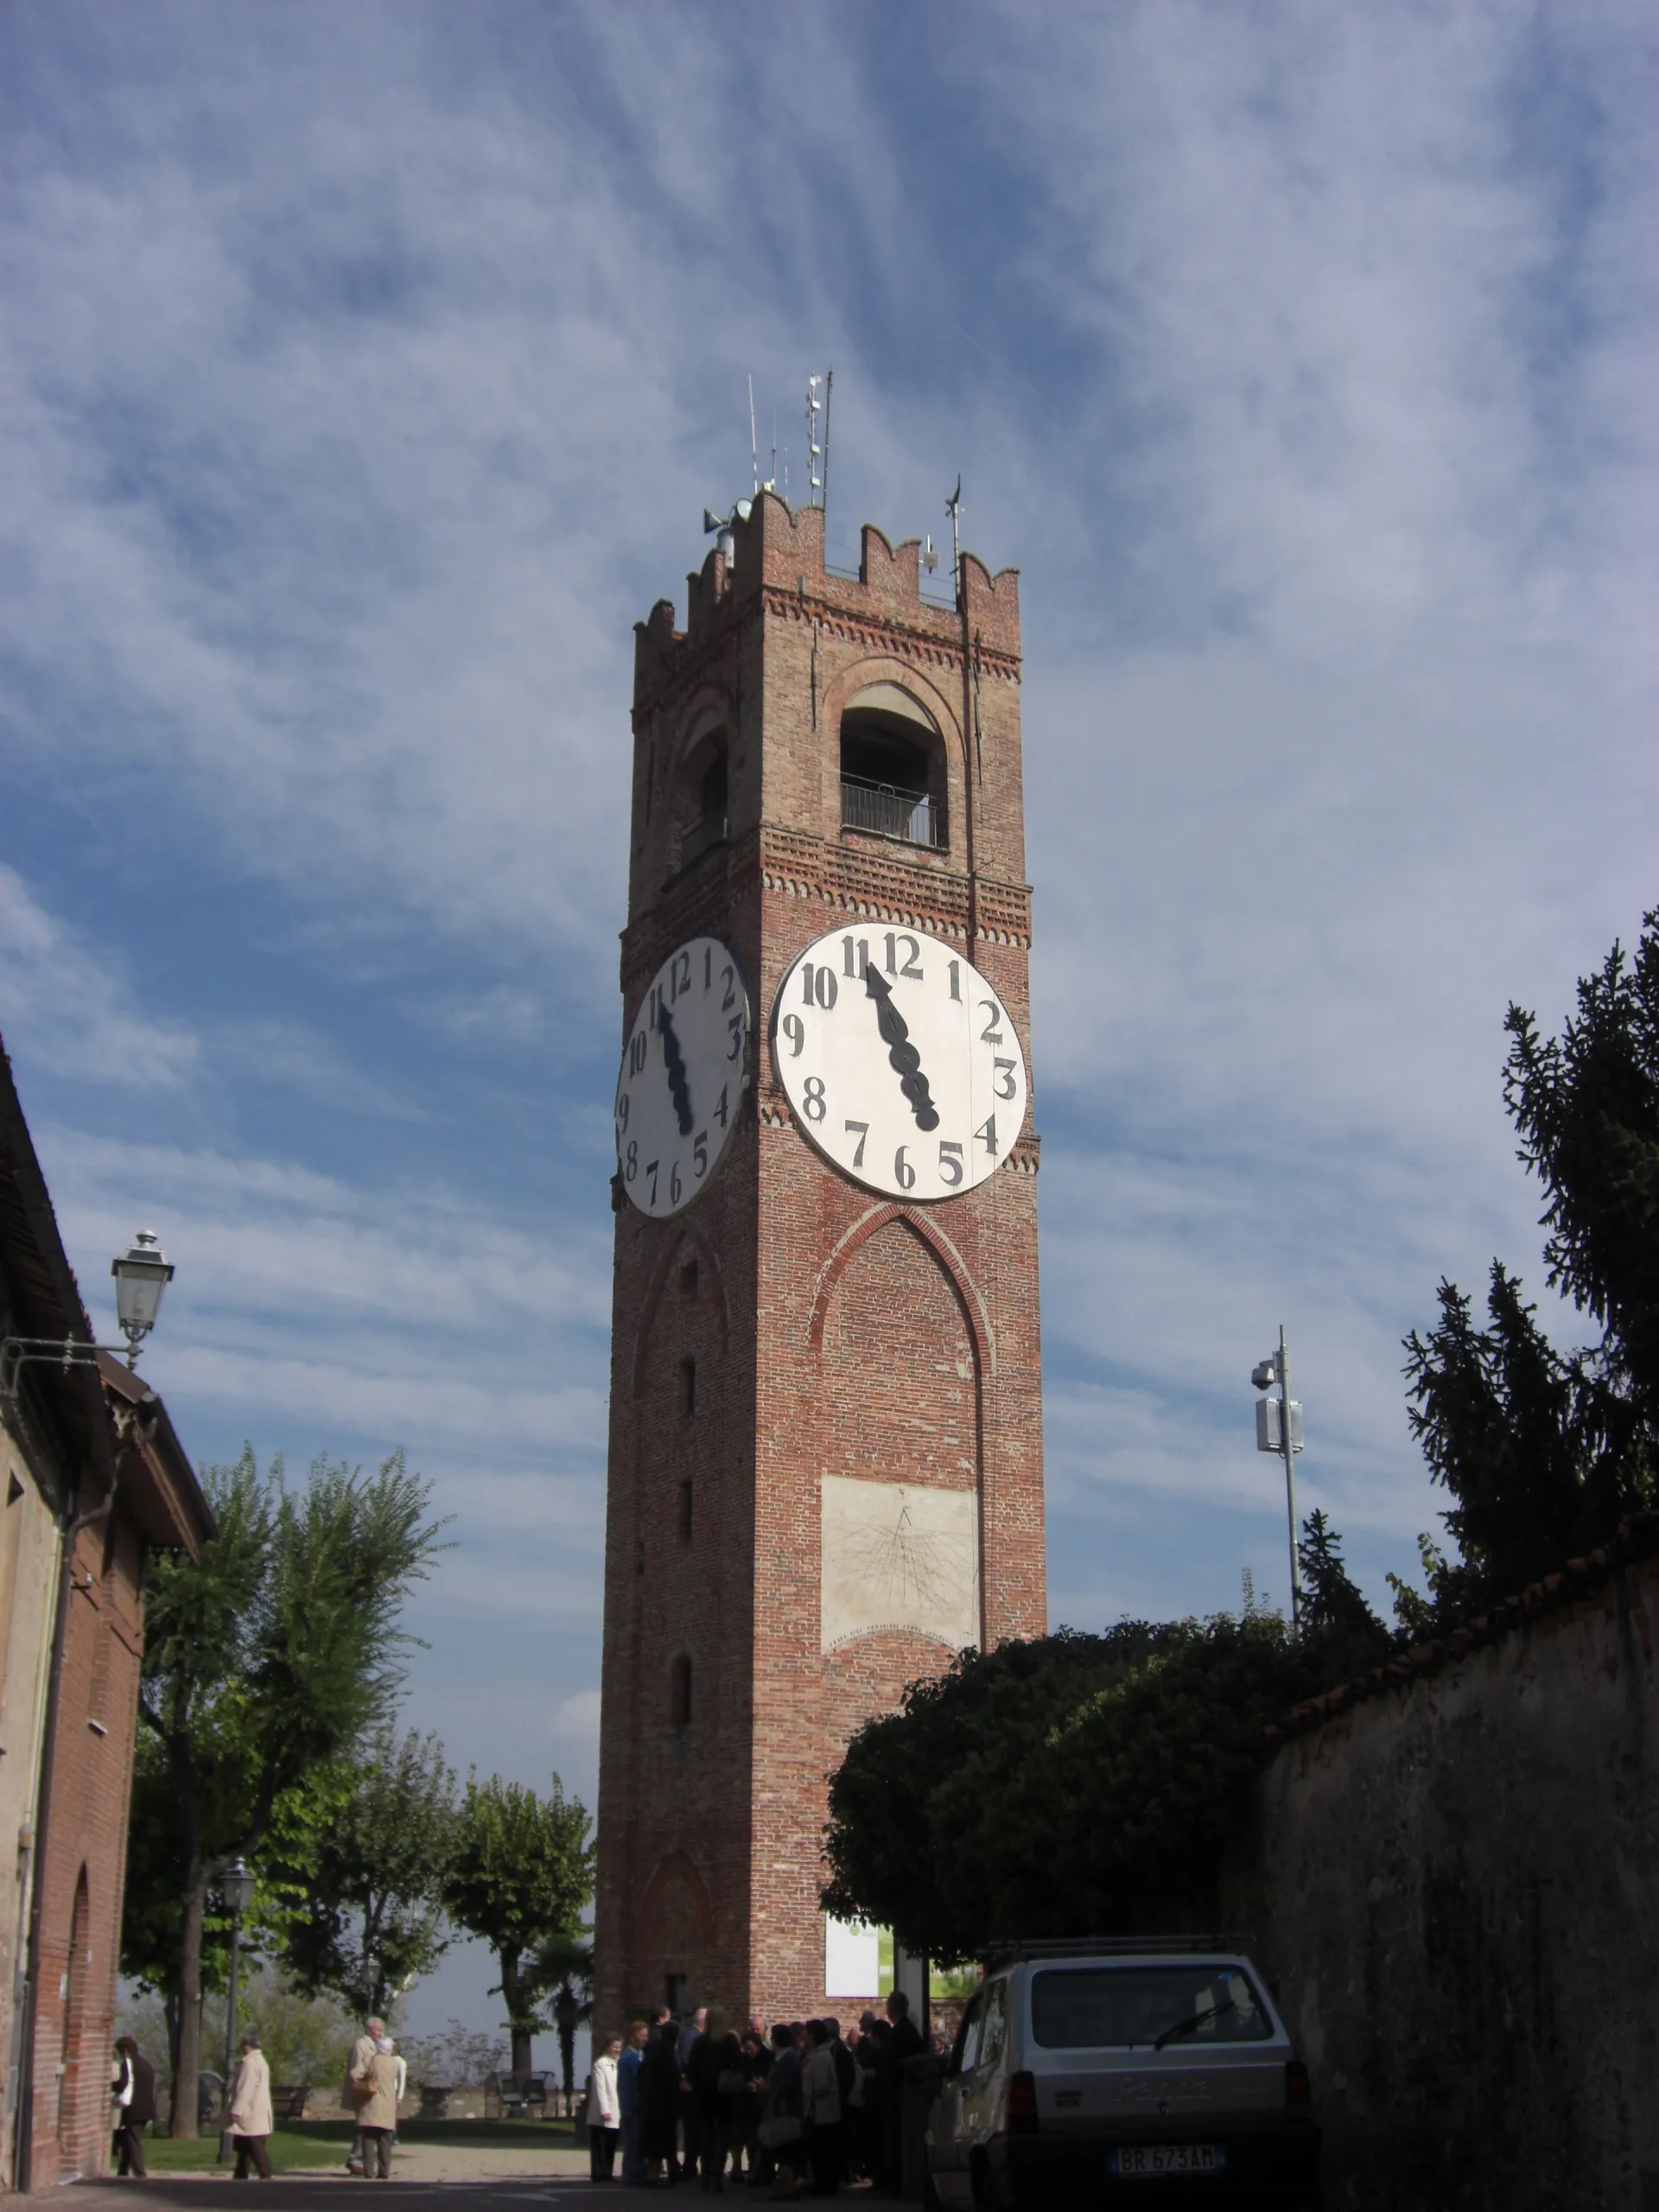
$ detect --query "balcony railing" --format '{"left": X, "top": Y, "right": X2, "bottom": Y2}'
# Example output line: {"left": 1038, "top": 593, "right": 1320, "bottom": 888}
{"left": 841, "top": 775, "right": 944, "bottom": 849}
{"left": 678, "top": 813, "right": 728, "bottom": 868}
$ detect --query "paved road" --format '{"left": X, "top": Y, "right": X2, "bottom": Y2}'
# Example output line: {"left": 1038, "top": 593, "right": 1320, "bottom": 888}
{"left": 83, "top": 2187, "right": 882, "bottom": 2209}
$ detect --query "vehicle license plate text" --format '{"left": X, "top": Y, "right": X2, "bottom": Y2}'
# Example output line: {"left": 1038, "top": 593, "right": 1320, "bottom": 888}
{"left": 1109, "top": 2143, "right": 1226, "bottom": 2176}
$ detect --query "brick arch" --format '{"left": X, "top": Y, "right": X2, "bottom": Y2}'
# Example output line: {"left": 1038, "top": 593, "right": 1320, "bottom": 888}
{"left": 631, "top": 1221, "right": 731, "bottom": 1402}
{"left": 820, "top": 655, "right": 963, "bottom": 767}
{"left": 805, "top": 1203, "right": 993, "bottom": 1380}
{"left": 671, "top": 682, "right": 737, "bottom": 770}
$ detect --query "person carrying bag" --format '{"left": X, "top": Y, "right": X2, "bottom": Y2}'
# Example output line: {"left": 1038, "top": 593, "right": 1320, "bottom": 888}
{"left": 759, "top": 2025, "right": 804, "bottom": 2202}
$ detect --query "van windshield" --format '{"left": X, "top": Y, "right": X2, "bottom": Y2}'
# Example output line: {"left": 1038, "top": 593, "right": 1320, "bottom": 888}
{"left": 1030, "top": 1965, "right": 1274, "bottom": 2050}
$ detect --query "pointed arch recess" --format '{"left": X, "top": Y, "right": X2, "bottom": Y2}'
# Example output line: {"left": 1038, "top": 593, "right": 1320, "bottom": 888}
{"left": 638, "top": 1849, "right": 715, "bottom": 1960}
{"left": 805, "top": 1204, "right": 994, "bottom": 1380}
{"left": 631, "top": 1223, "right": 732, "bottom": 1402}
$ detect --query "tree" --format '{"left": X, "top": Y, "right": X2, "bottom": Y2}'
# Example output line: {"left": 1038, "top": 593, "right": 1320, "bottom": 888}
{"left": 823, "top": 1570, "right": 1389, "bottom": 1967}
{"left": 134, "top": 1447, "right": 449, "bottom": 2133}
{"left": 527, "top": 1933, "right": 593, "bottom": 2102}
{"left": 280, "top": 1728, "right": 458, "bottom": 2020}
{"left": 1401, "top": 912, "right": 1658, "bottom": 1624}
{"left": 444, "top": 1774, "right": 594, "bottom": 2088}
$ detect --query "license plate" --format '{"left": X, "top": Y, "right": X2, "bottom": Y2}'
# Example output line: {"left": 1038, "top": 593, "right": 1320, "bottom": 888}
{"left": 1109, "top": 2143, "right": 1226, "bottom": 2176}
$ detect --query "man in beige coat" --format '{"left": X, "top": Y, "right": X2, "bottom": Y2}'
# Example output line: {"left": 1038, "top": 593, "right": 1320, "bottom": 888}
{"left": 228, "top": 2033, "right": 275, "bottom": 2179}
{"left": 344, "top": 2018, "right": 385, "bottom": 2175}
{"left": 351, "top": 2042, "right": 401, "bottom": 2180}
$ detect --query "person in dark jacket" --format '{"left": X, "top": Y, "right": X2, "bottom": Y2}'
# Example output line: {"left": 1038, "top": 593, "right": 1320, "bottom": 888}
{"left": 735, "top": 2031, "right": 772, "bottom": 2183}
{"left": 642, "top": 2008, "right": 683, "bottom": 2186}
{"left": 111, "top": 2038, "right": 156, "bottom": 2178}
{"left": 687, "top": 2008, "right": 743, "bottom": 2192}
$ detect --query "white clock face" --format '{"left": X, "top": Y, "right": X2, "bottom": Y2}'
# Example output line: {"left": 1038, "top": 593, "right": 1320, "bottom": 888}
{"left": 616, "top": 937, "right": 751, "bottom": 1217}
{"left": 772, "top": 925, "right": 1027, "bottom": 1200}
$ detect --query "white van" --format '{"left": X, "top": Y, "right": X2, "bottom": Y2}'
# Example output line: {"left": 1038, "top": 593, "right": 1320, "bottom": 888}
{"left": 924, "top": 1938, "right": 1321, "bottom": 2209}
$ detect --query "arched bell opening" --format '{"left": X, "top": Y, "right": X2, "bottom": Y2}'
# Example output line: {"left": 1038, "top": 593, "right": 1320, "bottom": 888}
{"left": 838, "top": 684, "right": 947, "bottom": 851}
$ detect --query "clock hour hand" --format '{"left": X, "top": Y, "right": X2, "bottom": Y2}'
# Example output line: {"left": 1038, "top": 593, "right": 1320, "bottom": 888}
{"left": 657, "top": 1003, "right": 695, "bottom": 1135}
{"left": 863, "top": 967, "right": 941, "bottom": 1132}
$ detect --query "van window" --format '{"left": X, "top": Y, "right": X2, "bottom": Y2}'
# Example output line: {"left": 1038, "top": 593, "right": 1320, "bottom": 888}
{"left": 953, "top": 1990, "right": 986, "bottom": 2075}
{"left": 979, "top": 1979, "right": 1009, "bottom": 2069}
{"left": 1030, "top": 1965, "right": 1274, "bottom": 2050}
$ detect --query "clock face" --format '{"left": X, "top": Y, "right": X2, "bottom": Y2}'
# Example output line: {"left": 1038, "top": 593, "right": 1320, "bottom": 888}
{"left": 615, "top": 937, "right": 752, "bottom": 1217}
{"left": 772, "top": 925, "right": 1027, "bottom": 1200}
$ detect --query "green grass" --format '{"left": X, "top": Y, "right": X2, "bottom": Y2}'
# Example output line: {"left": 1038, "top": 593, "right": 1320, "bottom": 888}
{"left": 137, "top": 2117, "right": 579, "bottom": 2172}
{"left": 136, "top": 2128, "right": 348, "bottom": 2176}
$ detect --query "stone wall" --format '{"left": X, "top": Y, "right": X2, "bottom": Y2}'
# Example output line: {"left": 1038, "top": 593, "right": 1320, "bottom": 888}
{"left": 1226, "top": 1520, "right": 1658, "bottom": 2211}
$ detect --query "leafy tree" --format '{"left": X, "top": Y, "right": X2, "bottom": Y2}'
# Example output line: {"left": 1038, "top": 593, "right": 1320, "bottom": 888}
{"left": 280, "top": 1728, "right": 459, "bottom": 2020}
{"left": 527, "top": 1933, "right": 594, "bottom": 2101}
{"left": 444, "top": 1774, "right": 594, "bottom": 2088}
{"left": 823, "top": 1568, "right": 1389, "bottom": 1967}
{"left": 134, "top": 1447, "right": 449, "bottom": 2133}
{"left": 1400, "top": 913, "right": 1658, "bottom": 1624}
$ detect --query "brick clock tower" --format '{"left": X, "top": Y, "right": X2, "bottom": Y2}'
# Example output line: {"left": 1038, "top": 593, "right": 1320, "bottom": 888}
{"left": 594, "top": 490, "right": 1045, "bottom": 2029}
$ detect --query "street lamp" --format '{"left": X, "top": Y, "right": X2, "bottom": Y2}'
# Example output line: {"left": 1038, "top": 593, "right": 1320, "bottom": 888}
{"left": 1, "top": 1228, "right": 175, "bottom": 1398}
{"left": 1251, "top": 1325, "right": 1306, "bottom": 1627}
{"left": 111, "top": 1230, "right": 175, "bottom": 1365}
{"left": 216, "top": 1859, "right": 258, "bottom": 2160}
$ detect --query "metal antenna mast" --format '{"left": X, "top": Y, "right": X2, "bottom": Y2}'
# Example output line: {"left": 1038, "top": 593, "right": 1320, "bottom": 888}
{"left": 805, "top": 375, "right": 823, "bottom": 505}
{"left": 946, "top": 476, "right": 963, "bottom": 607}
{"left": 1251, "top": 1324, "right": 1306, "bottom": 1626}
{"left": 748, "top": 375, "right": 760, "bottom": 496}
{"left": 821, "top": 365, "right": 834, "bottom": 531}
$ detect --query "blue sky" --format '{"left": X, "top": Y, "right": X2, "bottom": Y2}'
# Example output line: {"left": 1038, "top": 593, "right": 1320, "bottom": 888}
{"left": 3, "top": 1, "right": 1655, "bottom": 2040}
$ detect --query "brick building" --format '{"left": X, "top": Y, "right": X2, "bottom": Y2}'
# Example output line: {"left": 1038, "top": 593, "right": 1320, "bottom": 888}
{"left": 594, "top": 493, "right": 1046, "bottom": 2030}
{"left": 0, "top": 1041, "right": 211, "bottom": 2187}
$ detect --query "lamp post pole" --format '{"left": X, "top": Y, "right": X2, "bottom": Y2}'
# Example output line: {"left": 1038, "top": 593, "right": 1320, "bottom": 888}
{"left": 1252, "top": 1325, "right": 1305, "bottom": 1629}
{"left": 216, "top": 1861, "right": 257, "bottom": 2161}
{"left": 1276, "top": 1326, "right": 1301, "bottom": 1629}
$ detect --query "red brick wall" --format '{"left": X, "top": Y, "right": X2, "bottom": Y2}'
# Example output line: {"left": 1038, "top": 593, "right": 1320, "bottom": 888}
{"left": 25, "top": 1509, "right": 144, "bottom": 2186}
{"left": 594, "top": 494, "right": 1045, "bottom": 2035}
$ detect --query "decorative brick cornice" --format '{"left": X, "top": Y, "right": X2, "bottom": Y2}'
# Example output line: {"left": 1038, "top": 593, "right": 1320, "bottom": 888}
{"left": 762, "top": 586, "right": 1021, "bottom": 685}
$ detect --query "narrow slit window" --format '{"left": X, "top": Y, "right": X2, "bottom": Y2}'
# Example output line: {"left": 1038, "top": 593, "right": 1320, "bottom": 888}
{"left": 677, "top": 1481, "right": 694, "bottom": 1543}
{"left": 671, "top": 1654, "right": 693, "bottom": 1727}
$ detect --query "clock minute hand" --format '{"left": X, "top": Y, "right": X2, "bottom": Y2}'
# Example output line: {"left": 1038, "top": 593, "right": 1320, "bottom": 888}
{"left": 863, "top": 966, "right": 941, "bottom": 1133}
{"left": 657, "top": 1003, "right": 695, "bottom": 1135}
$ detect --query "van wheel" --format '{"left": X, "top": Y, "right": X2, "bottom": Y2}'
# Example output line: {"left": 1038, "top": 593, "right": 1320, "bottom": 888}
{"left": 969, "top": 2151, "right": 997, "bottom": 2211}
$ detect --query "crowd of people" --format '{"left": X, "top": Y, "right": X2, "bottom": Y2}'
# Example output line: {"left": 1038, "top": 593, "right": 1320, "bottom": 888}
{"left": 584, "top": 1990, "right": 927, "bottom": 2198}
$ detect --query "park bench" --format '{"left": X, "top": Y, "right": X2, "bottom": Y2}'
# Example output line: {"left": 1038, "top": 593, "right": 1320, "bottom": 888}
{"left": 270, "top": 2085, "right": 311, "bottom": 2122}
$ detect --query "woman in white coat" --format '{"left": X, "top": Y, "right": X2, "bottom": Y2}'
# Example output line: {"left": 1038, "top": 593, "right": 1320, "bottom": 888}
{"left": 228, "top": 2032, "right": 275, "bottom": 2179}
{"left": 586, "top": 2037, "right": 624, "bottom": 2182}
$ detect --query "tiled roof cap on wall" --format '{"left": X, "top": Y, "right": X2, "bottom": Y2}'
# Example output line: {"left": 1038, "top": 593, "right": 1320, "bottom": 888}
{"left": 1268, "top": 1508, "right": 1659, "bottom": 1745}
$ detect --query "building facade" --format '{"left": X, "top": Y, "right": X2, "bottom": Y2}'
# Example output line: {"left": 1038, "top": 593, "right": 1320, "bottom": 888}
{"left": 0, "top": 1042, "right": 210, "bottom": 2187}
{"left": 594, "top": 493, "right": 1046, "bottom": 2028}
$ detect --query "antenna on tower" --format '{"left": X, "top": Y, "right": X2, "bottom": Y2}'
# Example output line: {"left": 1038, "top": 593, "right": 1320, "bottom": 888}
{"left": 805, "top": 375, "right": 823, "bottom": 504}
{"left": 821, "top": 366, "right": 834, "bottom": 530}
{"left": 748, "top": 376, "right": 760, "bottom": 497}
{"left": 946, "top": 475, "right": 963, "bottom": 608}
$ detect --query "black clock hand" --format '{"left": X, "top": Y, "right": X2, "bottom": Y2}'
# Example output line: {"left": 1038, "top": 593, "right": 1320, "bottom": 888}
{"left": 657, "top": 1003, "right": 695, "bottom": 1135}
{"left": 863, "top": 967, "right": 941, "bottom": 1132}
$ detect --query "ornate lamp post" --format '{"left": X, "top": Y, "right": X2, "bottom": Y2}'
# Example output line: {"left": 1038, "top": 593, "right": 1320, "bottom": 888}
{"left": 217, "top": 1859, "right": 258, "bottom": 2159}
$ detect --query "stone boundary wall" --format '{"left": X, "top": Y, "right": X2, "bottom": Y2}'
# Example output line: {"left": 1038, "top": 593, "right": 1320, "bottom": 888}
{"left": 1225, "top": 1517, "right": 1658, "bottom": 2211}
